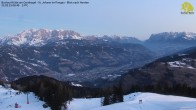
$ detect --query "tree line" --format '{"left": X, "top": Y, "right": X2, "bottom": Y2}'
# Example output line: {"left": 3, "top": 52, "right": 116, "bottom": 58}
{"left": 10, "top": 75, "right": 196, "bottom": 110}
{"left": 11, "top": 75, "right": 102, "bottom": 110}
{"left": 126, "top": 83, "right": 196, "bottom": 98}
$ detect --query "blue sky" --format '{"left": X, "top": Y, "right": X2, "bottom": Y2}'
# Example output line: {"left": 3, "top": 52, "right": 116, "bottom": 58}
{"left": 0, "top": 0, "right": 196, "bottom": 40}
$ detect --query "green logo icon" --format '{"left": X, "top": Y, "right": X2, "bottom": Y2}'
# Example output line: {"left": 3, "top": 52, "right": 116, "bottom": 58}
{"left": 181, "top": 2, "right": 194, "bottom": 12}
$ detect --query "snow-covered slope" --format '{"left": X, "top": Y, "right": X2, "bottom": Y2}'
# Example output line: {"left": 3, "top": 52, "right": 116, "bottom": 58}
{"left": 67, "top": 93, "right": 196, "bottom": 110}
{"left": 67, "top": 98, "right": 102, "bottom": 110}
{"left": 0, "top": 85, "right": 50, "bottom": 110}
{"left": 94, "top": 93, "right": 196, "bottom": 110}
{"left": 1, "top": 85, "right": 196, "bottom": 110}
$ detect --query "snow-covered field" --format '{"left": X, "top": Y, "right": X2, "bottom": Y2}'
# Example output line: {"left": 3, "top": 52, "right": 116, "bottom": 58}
{"left": 0, "top": 85, "right": 50, "bottom": 110}
{"left": 68, "top": 93, "right": 196, "bottom": 110}
{"left": 1, "top": 85, "right": 196, "bottom": 110}
{"left": 67, "top": 98, "right": 101, "bottom": 110}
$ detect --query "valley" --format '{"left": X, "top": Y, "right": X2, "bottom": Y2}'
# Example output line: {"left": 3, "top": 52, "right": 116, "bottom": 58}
{"left": 1, "top": 29, "right": 196, "bottom": 110}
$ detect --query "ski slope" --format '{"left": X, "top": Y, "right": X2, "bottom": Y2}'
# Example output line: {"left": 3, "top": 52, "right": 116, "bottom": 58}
{"left": 68, "top": 93, "right": 196, "bottom": 110}
{"left": 0, "top": 85, "right": 50, "bottom": 110}
{"left": 1, "top": 85, "right": 196, "bottom": 110}
{"left": 67, "top": 98, "right": 102, "bottom": 110}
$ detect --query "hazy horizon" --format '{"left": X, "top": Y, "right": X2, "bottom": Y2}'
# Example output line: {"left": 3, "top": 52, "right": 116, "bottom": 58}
{"left": 0, "top": 0, "right": 196, "bottom": 40}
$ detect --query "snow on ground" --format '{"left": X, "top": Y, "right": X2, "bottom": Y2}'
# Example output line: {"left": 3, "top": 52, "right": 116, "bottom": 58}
{"left": 71, "top": 82, "right": 83, "bottom": 87}
{"left": 178, "top": 54, "right": 188, "bottom": 56}
{"left": 67, "top": 74, "right": 75, "bottom": 76}
{"left": 67, "top": 98, "right": 101, "bottom": 110}
{"left": 0, "top": 85, "right": 50, "bottom": 110}
{"left": 68, "top": 92, "right": 196, "bottom": 110}
{"left": 94, "top": 93, "right": 196, "bottom": 110}
{"left": 11, "top": 57, "right": 25, "bottom": 63}
{"left": 168, "top": 60, "right": 195, "bottom": 69}
{"left": 1, "top": 85, "right": 196, "bottom": 110}
{"left": 168, "top": 61, "right": 186, "bottom": 68}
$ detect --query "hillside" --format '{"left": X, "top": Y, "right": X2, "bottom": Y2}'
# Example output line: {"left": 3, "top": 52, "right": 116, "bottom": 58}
{"left": 67, "top": 92, "right": 196, "bottom": 110}
{"left": 0, "top": 85, "right": 50, "bottom": 110}
{"left": 1, "top": 85, "right": 196, "bottom": 110}
{"left": 0, "top": 29, "right": 155, "bottom": 87}
{"left": 120, "top": 46, "right": 196, "bottom": 95}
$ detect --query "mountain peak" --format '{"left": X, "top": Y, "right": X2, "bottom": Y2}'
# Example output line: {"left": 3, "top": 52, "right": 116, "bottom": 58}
{"left": 147, "top": 32, "right": 196, "bottom": 43}
{"left": 0, "top": 29, "right": 142, "bottom": 46}
{"left": 2, "top": 29, "right": 82, "bottom": 46}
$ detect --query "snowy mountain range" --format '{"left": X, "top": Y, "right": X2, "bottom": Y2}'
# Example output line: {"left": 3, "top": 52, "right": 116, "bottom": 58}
{"left": 144, "top": 32, "right": 196, "bottom": 56}
{"left": 0, "top": 42, "right": 154, "bottom": 85}
{"left": 1, "top": 30, "right": 196, "bottom": 46}
{"left": 3, "top": 29, "right": 196, "bottom": 57}
{"left": 146, "top": 32, "right": 196, "bottom": 43}
{"left": 1, "top": 29, "right": 196, "bottom": 86}
{"left": 0, "top": 29, "right": 140, "bottom": 46}
{"left": 0, "top": 29, "right": 83, "bottom": 46}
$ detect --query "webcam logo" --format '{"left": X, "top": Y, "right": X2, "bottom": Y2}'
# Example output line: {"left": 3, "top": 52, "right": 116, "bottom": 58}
{"left": 181, "top": 2, "right": 194, "bottom": 14}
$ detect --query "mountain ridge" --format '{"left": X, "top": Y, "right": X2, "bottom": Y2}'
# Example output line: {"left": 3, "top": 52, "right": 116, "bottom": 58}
{"left": 146, "top": 32, "right": 196, "bottom": 43}
{"left": 0, "top": 29, "right": 141, "bottom": 46}
{"left": 0, "top": 39, "right": 155, "bottom": 86}
{"left": 1, "top": 29, "right": 196, "bottom": 47}
{"left": 119, "top": 46, "right": 196, "bottom": 92}
{"left": 1, "top": 29, "right": 196, "bottom": 87}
